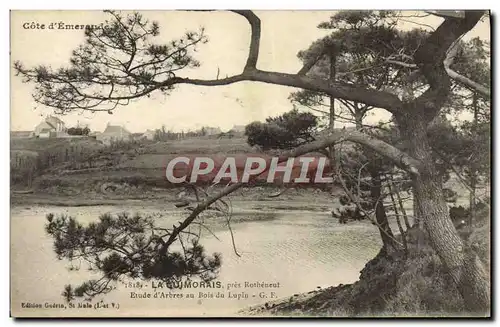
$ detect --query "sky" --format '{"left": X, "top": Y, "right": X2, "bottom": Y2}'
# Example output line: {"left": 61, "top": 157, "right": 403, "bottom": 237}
{"left": 10, "top": 10, "right": 490, "bottom": 133}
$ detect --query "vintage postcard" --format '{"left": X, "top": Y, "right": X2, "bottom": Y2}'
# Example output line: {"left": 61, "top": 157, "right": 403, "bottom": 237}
{"left": 10, "top": 10, "right": 491, "bottom": 318}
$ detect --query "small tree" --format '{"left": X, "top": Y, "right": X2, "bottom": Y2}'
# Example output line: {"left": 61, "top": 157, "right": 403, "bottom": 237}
{"left": 245, "top": 109, "right": 318, "bottom": 150}
{"left": 45, "top": 212, "right": 221, "bottom": 301}
{"left": 67, "top": 126, "right": 91, "bottom": 136}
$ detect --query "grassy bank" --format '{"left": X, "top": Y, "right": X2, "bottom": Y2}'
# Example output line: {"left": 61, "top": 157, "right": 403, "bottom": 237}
{"left": 11, "top": 135, "right": 333, "bottom": 193}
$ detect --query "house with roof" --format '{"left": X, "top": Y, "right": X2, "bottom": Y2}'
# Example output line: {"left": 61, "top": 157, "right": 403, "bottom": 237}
{"left": 229, "top": 124, "right": 246, "bottom": 137}
{"left": 141, "top": 129, "right": 156, "bottom": 141}
{"left": 131, "top": 132, "right": 145, "bottom": 141}
{"left": 203, "top": 126, "right": 222, "bottom": 136}
{"left": 96, "top": 123, "right": 132, "bottom": 145}
{"left": 33, "top": 116, "right": 67, "bottom": 138}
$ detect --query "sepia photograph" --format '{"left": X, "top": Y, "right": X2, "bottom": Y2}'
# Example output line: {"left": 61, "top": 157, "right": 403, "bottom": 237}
{"left": 9, "top": 9, "right": 491, "bottom": 318}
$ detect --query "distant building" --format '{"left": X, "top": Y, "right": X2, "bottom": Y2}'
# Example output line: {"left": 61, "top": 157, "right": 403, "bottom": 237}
{"left": 33, "top": 116, "right": 67, "bottom": 138}
{"left": 96, "top": 124, "right": 132, "bottom": 145}
{"left": 142, "top": 129, "right": 156, "bottom": 141}
{"left": 131, "top": 132, "right": 145, "bottom": 141}
{"left": 231, "top": 125, "right": 246, "bottom": 133}
{"left": 229, "top": 125, "right": 246, "bottom": 136}
{"left": 203, "top": 127, "right": 222, "bottom": 136}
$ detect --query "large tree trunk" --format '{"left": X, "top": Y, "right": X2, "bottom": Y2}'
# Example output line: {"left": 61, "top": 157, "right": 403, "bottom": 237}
{"left": 399, "top": 113, "right": 490, "bottom": 314}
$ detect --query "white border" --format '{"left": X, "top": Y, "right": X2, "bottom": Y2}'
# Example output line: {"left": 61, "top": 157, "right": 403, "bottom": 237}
{"left": 2, "top": 1, "right": 497, "bottom": 327}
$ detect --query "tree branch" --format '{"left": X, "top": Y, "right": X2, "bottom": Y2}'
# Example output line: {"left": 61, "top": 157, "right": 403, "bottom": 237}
{"left": 232, "top": 10, "right": 261, "bottom": 71}
{"left": 171, "top": 69, "right": 402, "bottom": 111}
{"left": 414, "top": 11, "right": 485, "bottom": 67}
{"left": 444, "top": 41, "right": 491, "bottom": 98}
{"left": 297, "top": 52, "right": 324, "bottom": 76}
{"left": 15, "top": 10, "right": 488, "bottom": 115}
{"left": 384, "top": 44, "right": 491, "bottom": 99}
{"left": 161, "top": 129, "right": 421, "bottom": 253}
{"left": 413, "top": 11, "right": 486, "bottom": 108}
{"left": 15, "top": 10, "right": 408, "bottom": 113}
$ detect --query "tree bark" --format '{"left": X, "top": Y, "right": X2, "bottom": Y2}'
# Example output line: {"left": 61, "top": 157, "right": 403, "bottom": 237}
{"left": 354, "top": 106, "right": 364, "bottom": 130}
{"left": 398, "top": 111, "right": 490, "bottom": 314}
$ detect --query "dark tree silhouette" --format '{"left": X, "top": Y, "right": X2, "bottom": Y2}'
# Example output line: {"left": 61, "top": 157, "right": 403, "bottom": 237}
{"left": 45, "top": 212, "right": 221, "bottom": 302}
{"left": 67, "top": 126, "right": 91, "bottom": 135}
{"left": 245, "top": 109, "right": 318, "bottom": 150}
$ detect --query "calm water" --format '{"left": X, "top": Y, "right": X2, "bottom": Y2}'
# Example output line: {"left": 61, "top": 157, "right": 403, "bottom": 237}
{"left": 11, "top": 204, "right": 382, "bottom": 317}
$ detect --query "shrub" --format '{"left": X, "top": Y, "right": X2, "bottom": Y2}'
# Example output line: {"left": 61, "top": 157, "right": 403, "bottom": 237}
{"left": 245, "top": 109, "right": 318, "bottom": 150}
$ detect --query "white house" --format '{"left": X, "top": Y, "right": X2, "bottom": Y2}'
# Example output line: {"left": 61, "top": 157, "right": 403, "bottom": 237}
{"left": 142, "top": 129, "right": 156, "bottom": 141}
{"left": 96, "top": 124, "right": 132, "bottom": 145}
{"left": 33, "top": 116, "right": 67, "bottom": 138}
{"left": 203, "top": 127, "right": 222, "bottom": 136}
{"left": 229, "top": 125, "right": 246, "bottom": 136}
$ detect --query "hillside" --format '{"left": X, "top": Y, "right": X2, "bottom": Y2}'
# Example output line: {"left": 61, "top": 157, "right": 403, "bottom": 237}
{"left": 11, "top": 135, "right": 484, "bottom": 204}
{"left": 11, "top": 137, "right": 104, "bottom": 189}
{"left": 13, "top": 135, "right": 331, "bottom": 194}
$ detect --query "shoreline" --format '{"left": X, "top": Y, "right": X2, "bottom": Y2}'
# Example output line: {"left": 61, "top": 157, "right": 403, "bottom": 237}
{"left": 10, "top": 186, "right": 338, "bottom": 209}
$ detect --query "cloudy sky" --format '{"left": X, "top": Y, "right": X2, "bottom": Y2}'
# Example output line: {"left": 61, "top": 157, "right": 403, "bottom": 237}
{"left": 10, "top": 10, "right": 490, "bottom": 133}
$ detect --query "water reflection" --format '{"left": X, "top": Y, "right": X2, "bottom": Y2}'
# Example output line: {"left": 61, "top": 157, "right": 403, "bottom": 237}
{"left": 11, "top": 205, "right": 382, "bottom": 317}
